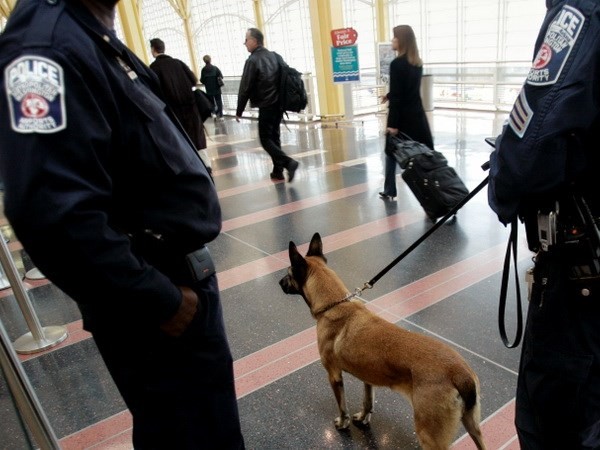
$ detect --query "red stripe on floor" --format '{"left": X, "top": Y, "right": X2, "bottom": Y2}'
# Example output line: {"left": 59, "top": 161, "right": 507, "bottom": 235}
{"left": 60, "top": 410, "right": 132, "bottom": 450}
{"left": 452, "top": 399, "right": 517, "bottom": 449}
{"left": 221, "top": 181, "right": 378, "bottom": 232}
{"left": 217, "top": 163, "right": 344, "bottom": 199}
{"left": 18, "top": 320, "right": 89, "bottom": 362}
{"left": 217, "top": 208, "right": 425, "bottom": 290}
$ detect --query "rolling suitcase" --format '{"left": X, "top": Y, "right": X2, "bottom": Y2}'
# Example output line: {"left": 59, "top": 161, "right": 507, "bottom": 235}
{"left": 387, "top": 134, "right": 469, "bottom": 221}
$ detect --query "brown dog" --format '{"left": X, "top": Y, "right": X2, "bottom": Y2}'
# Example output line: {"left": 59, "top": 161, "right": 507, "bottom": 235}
{"left": 279, "top": 233, "right": 486, "bottom": 450}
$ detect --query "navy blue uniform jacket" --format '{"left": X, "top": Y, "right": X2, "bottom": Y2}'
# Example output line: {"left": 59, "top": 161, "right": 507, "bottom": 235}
{"left": 0, "top": 0, "right": 221, "bottom": 329}
{"left": 489, "top": 0, "right": 600, "bottom": 224}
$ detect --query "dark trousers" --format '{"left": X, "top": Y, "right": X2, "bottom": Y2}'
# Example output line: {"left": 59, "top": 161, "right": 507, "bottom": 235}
{"left": 208, "top": 94, "right": 223, "bottom": 117}
{"left": 258, "top": 105, "right": 293, "bottom": 173}
{"left": 383, "top": 153, "right": 398, "bottom": 197}
{"left": 516, "top": 252, "right": 600, "bottom": 449}
{"left": 90, "top": 275, "right": 245, "bottom": 450}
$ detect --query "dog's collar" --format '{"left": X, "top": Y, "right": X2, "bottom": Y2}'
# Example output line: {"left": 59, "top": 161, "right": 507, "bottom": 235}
{"left": 312, "top": 292, "right": 356, "bottom": 318}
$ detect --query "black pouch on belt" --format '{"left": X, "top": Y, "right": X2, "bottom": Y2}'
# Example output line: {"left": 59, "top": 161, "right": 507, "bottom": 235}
{"left": 185, "top": 246, "right": 216, "bottom": 283}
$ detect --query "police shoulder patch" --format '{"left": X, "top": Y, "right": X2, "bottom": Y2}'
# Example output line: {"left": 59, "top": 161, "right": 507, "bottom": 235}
{"left": 527, "top": 5, "right": 585, "bottom": 86}
{"left": 4, "top": 55, "right": 67, "bottom": 134}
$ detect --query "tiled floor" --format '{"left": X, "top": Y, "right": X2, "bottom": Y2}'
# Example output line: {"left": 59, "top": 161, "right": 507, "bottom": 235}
{"left": 0, "top": 109, "right": 529, "bottom": 449}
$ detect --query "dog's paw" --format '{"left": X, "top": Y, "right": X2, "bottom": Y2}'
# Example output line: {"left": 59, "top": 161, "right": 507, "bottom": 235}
{"left": 352, "top": 411, "right": 372, "bottom": 427}
{"left": 334, "top": 414, "right": 351, "bottom": 429}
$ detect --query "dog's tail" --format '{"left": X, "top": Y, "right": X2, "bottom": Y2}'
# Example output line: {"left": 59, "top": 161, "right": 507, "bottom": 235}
{"left": 454, "top": 374, "right": 478, "bottom": 411}
{"left": 454, "top": 374, "right": 486, "bottom": 450}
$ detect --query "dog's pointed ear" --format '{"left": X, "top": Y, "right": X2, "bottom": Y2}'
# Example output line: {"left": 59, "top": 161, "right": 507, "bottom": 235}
{"left": 289, "top": 241, "right": 306, "bottom": 268}
{"left": 306, "top": 232, "right": 324, "bottom": 258}
{"left": 289, "top": 241, "right": 308, "bottom": 282}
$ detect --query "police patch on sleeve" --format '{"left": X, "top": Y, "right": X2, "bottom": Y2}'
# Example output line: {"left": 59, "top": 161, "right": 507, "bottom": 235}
{"left": 4, "top": 55, "right": 66, "bottom": 133}
{"left": 527, "top": 5, "right": 584, "bottom": 86}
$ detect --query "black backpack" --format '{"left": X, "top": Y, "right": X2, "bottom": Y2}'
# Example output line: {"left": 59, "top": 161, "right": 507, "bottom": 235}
{"left": 274, "top": 53, "right": 308, "bottom": 113}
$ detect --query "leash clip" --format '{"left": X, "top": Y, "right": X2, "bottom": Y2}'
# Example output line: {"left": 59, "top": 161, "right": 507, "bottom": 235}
{"left": 354, "top": 283, "right": 372, "bottom": 297}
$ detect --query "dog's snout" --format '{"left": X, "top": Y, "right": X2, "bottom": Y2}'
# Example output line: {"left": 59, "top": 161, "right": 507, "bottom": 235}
{"left": 279, "top": 276, "right": 290, "bottom": 293}
{"left": 279, "top": 274, "right": 299, "bottom": 295}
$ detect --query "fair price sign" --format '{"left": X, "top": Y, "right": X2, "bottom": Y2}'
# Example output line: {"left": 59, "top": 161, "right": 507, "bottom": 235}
{"left": 330, "top": 28, "right": 358, "bottom": 48}
{"left": 330, "top": 28, "right": 360, "bottom": 83}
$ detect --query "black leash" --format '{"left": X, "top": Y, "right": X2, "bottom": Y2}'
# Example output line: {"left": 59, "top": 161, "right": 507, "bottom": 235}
{"left": 357, "top": 169, "right": 490, "bottom": 294}
{"left": 498, "top": 219, "right": 523, "bottom": 348}
{"left": 355, "top": 155, "right": 525, "bottom": 349}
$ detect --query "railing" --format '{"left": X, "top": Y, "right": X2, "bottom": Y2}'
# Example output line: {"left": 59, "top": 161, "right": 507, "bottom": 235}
{"left": 422, "top": 60, "right": 531, "bottom": 111}
{"left": 218, "top": 73, "right": 318, "bottom": 122}
{"left": 216, "top": 60, "right": 531, "bottom": 123}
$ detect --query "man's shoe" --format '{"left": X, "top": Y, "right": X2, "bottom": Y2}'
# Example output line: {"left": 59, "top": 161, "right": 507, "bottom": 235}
{"left": 378, "top": 192, "right": 396, "bottom": 200}
{"left": 270, "top": 172, "right": 285, "bottom": 181}
{"left": 287, "top": 160, "right": 299, "bottom": 182}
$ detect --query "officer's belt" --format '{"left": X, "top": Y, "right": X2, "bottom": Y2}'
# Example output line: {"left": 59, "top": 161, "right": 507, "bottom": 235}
{"left": 128, "top": 232, "right": 215, "bottom": 285}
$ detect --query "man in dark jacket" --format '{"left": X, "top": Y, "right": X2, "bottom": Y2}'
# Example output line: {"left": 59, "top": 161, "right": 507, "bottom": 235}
{"left": 150, "top": 38, "right": 206, "bottom": 150}
{"left": 489, "top": 0, "right": 600, "bottom": 448}
{"left": 235, "top": 28, "right": 299, "bottom": 182}
{"left": 0, "top": 0, "right": 244, "bottom": 448}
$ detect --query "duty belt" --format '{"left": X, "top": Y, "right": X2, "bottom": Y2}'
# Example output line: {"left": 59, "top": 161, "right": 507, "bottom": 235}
{"left": 128, "top": 230, "right": 215, "bottom": 285}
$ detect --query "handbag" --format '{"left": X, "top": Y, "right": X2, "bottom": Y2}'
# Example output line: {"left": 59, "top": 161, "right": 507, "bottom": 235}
{"left": 194, "top": 89, "right": 212, "bottom": 123}
{"left": 217, "top": 76, "right": 224, "bottom": 87}
{"left": 385, "top": 132, "right": 433, "bottom": 169}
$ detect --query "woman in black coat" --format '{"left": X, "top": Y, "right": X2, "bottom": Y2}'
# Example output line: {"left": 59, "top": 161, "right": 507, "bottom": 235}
{"left": 379, "top": 25, "right": 434, "bottom": 199}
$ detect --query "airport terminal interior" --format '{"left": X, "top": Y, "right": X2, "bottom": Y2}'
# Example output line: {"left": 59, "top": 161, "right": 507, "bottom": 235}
{"left": 1, "top": 0, "right": 547, "bottom": 449}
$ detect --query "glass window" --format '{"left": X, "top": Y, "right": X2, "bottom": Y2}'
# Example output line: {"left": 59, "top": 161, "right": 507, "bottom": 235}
{"left": 189, "top": 0, "right": 255, "bottom": 76}
{"left": 342, "top": 0, "right": 376, "bottom": 69}
{"left": 141, "top": 1, "right": 193, "bottom": 68}
{"left": 262, "top": 0, "right": 315, "bottom": 75}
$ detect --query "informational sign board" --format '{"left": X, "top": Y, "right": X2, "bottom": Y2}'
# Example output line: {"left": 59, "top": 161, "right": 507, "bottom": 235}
{"left": 377, "top": 42, "right": 395, "bottom": 85}
{"left": 331, "top": 45, "right": 360, "bottom": 83}
{"left": 330, "top": 28, "right": 358, "bottom": 48}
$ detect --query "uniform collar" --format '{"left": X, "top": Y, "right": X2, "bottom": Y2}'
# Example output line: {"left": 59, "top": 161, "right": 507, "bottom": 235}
{"left": 64, "top": 0, "right": 125, "bottom": 57}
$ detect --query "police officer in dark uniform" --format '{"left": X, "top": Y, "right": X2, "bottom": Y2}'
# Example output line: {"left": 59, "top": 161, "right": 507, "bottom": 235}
{"left": 0, "top": 0, "right": 245, "bottom": 448}
{"left": 489, "top": 0, "right": 600, "bottom": 448}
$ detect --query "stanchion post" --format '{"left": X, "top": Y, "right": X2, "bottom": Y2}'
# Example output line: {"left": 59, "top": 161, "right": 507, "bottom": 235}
{"left": 0, "top": 319, "right": 61, "bottom": 449}
{"left": 0, "top": 236, "right": 67, "bottom": 354}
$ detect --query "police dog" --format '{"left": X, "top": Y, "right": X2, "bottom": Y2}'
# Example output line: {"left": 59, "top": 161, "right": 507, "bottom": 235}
{"left": 279, "top": 233, "right": 486, "bottom": 450}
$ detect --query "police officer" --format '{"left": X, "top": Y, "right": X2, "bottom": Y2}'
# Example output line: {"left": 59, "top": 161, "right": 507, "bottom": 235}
{"left": 0, "top": 0, "right": 245, "bottom": 448}
{"left": 489, "top": 0, "right": 600, "bottom": 448}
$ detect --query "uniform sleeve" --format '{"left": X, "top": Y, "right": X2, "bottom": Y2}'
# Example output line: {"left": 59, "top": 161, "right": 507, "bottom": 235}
{"left": 488, "top": 0, "right": 600, "bottom": 224}
{"left": 0, "top": 51, "right": 182, "bottom": 324}
{"left": 236, "top": 58, "right": 256, "bottom": 115}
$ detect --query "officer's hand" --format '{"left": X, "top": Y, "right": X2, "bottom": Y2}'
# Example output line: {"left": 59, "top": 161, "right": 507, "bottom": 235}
{"left": 386, "top": 127, "right": 399, "bottom": 135}
{"left": 235, "top": 115, "right": 241, "bottom": 122}
{"left": 380, "top": 95, "right": 388, "bottom": 104}
{"left": 160, "top": 286, "right": 199, "bottom": 337}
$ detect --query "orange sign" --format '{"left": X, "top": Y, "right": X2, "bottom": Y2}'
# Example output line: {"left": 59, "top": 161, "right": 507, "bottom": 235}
{"left": 331, "top": 28, "right": 358, "bottom": 48}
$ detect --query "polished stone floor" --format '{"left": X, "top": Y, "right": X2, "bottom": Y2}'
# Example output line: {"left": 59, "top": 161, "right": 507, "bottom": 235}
{"left": 0, "top": 109, "right": 527, "bottom": 449}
